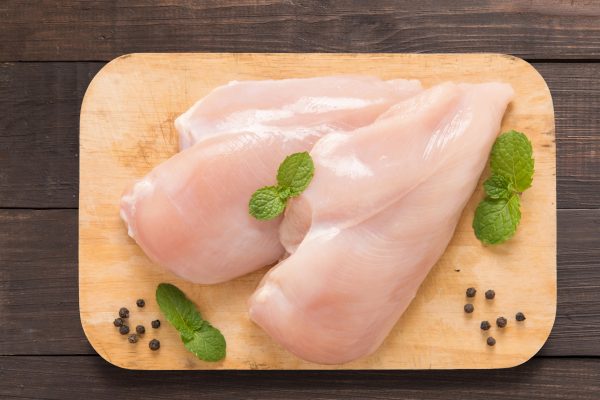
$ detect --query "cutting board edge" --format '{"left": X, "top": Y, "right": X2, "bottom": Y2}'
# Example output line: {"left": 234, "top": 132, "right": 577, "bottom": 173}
{"left": 78, "top": 52, "right": 557, "bottom": 370}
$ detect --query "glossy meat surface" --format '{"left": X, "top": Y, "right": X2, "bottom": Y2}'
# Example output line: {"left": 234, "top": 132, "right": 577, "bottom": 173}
{"left": 121, "top": 76, "right": 422, "bottom": 284}
{"left": 249, "top": 82, "right": 514, "bottom": 364}
{"left": 176, "top": 76, "right": 422, "bottom": 150}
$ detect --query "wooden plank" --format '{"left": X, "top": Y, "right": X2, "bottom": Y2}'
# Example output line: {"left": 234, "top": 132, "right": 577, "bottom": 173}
{"left": 0, "top": 356, "right": 599, "bottom": 399}
{"left": 540, "top": 209, "right": 600, "bottom": 356}
{"left": 2, "top": 1, "right": 600, "bottom": 61}
{"left": 534, "top": 63, "right": 600, "bottom": 209}
{"left": 0, "top": 62, "right": 104, "bottom": 208}
{"left": 79, "top": 53, "right": 556, "bottom": 369}
{"left": 0, "top": 61, "right": 598, "bottom": 209}
{"left": 0, "top": 210, "right": 92, "bottom": 355}
{"left": 0, "top": 208, "right": 598, "bottom": 357}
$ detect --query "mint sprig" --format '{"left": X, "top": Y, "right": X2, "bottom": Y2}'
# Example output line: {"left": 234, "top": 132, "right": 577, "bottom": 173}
{"left": 473, "top": 131, "right": 534, "bottom": 245}
{"left": 249, "top": 152, "right": 314, "bottom": 220}
{"left": 182, "top": 324, "right": 227, "bottom": 362}
{"left": 156, "top": 283, "right": 203, "bottom": 337}
{"left": 156, "top": 283, "right": 226, "bottom": 362}
{"left": 483, "top": 175, "right": 511, "bottom": 200}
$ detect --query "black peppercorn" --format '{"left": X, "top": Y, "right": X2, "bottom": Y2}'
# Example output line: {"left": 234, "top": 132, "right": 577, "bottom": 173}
{"left": 516, "top": 312, "right": 526, "bottom": 322}
{"left": 149, "top": 339, "right": 160, "bottom": 351}
{"left": 480, "top": 320, "right": 491, "bottom": 331}
{"left": 136, "top": 325, "right": 145, "bottom": 335}
{"left": 496, "top": 317, "right": 507, "bottom": 328}
{"left": 485, "top": 290, "right": 495, "bottom": 300}
{"left": 464, "top": 303, "right": 474, "bottom": 313}
{"left": 466, "top": 287, "right": 477, "bottom": 298}
{"left": 113, "top": 318, "right": 124, "bottom": 327}
{"left": 136, "top": 299, "right": 145, "bottom": 308}
{"left": 487, "top": 337, "right": 496, "bottom": 346}
{"left": 119, "top": 307, "right": 130, "bottom": 319}
{"left": 151, "top": 320, "right": 161, "bottom": 329}
{"left": 128, "top": 334, "right": 138, "bottom": 344}
{"left": 119, "top": 325, "right": 130, "bottom": 335}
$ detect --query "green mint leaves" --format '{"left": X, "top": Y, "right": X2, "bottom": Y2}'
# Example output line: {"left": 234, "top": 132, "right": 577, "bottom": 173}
{"left": 156, "top": 283, "right": 226, "bottom": 362}
{"left": 483, "top": 175, "right": 510, "bottom": 199}
{"left": 490, "top": 130, "right": 534, "bottom": 192}
{"left": 182, "top": 324, "right": 227, "bottom": 362}
{"left": 248, "top": 186, "right": 286, "bottom": 220}
{"left": 473, "top": 131, "right": 534, "bottom": 245}
{"left": 473, "top": 195, "right": 522, "bottom": 245}
{"left": 249, "top": 152, "right": 314, "bottom": 220}
{"left": 155, "top": 283, "right": 203, "bottom": 336}
{"left": 276, "top": 152, "right": 315, "bottom": 196}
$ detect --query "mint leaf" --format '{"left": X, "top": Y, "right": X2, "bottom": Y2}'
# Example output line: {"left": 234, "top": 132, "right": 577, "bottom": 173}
{"left": 473, "top": 195, "right": 521, "bottom": 245}
{"left": 483, "top": 175, "right": 510, "bottom": 199}
{"left": 156, "top": 283, "right": 203, "bottom": 337}
{"left": 276, "top": 151, "right": 314, "bottom": 197}
{"left": 182, "top": 323, "right": 226, "bottom": 362}
{"left": 490, "top": 130, "right": 534, "bottom": 192}
{"left": 249, "top": 152, "right": 315, "bottom": 221}
{"left": 248, "top": 186, "right": 286, "bottom": 220}
{"left": 156, "top": 283, "right": 227, "bottom": 362}
{"left": 473, "top": 131, "right": 534, "bottom": 245}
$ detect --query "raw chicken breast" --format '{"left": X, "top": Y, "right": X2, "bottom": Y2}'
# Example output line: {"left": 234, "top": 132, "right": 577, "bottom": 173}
{"left": 249, "top": 82, "right": 514, "bottom": 364}
{"left": 177, "top": 76, "right": 421, "bottom": 150}
{"left": 121, "top": 76, "right": 422, "bottom": 284}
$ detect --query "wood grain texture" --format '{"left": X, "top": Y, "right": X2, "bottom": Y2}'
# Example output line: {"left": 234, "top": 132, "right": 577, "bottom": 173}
{"left": 2, "top": 1, "right": 600, "bottom": 61}
{"left": 1, "top": 61, "right": 597, "bottom": 209}
{"left": 1, "top": 356, "right": 599, "bottom": 400}
{"left": 0, "top": 210, "right": 92, "bottom": 355}
{"left": 79, "top": 53, "right": 555, "bottom": 369}
{"left": 0, "top": 62, "right": 104, "bottom": 208}
{"left": 1, "top": 209, "right": 597, "bottom": 356}
{"left": 540, "top": 209, "right": 600, "bottom": 356}
{"left": 535, "top": 63, "right": 600, "bottom": 209}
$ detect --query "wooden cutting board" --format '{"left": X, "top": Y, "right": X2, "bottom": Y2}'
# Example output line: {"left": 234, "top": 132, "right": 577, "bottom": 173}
{"left": 79, "top": 53, "right": 556, "bottom": 370}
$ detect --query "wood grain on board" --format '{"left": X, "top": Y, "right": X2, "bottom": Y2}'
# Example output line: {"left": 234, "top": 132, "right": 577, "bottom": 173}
{"left": 79, "top": 53, "right": 555, "bottom": 369}
{"left": 2, "top": 1, "right": 600, "bottom": 61}
{"left": 1, "top": 209, "right": 598, "bottom": 356}
{"left": 2, "top": 62, "right": 598, "bottom": 209}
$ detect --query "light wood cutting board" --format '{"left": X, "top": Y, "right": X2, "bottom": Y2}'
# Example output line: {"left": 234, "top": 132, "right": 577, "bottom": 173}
{"left": 79, "top": 53, "right": 556, "bottom": 370}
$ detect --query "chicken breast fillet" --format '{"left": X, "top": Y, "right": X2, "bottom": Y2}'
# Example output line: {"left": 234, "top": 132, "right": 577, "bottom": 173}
{"left": 120, "top": 76, "right": 422, "bottom": 284}
{"left": 249, "top": 82, "right": 514, "bottom": 364}
{"left": 176, "top": 76, "right": 422, "bottom": 150}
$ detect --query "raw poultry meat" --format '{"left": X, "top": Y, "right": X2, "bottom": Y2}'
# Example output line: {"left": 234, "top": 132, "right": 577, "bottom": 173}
{"left": 177, "top": 77, "right": 422, "bottom": 150}
{"left": 120, "top": 76, "right": 422, "bottom": 284}
{"left": 249, "top": 82, "right": 514, "bottom": 364}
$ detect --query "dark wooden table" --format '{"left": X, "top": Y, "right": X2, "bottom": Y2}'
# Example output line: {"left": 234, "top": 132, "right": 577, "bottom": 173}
{"left": 1, "top": 1, "right": 599, "bottom": 398}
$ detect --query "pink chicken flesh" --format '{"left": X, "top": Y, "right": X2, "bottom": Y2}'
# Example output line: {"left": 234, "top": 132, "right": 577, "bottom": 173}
{"left": 177, "top": 77, "right": 422, "bottom": 150}
{"left": 120, "top": 76, "right": 422, "bottom": 284}
{"left": 249, "top": 82, "right": 514, "bottom": 364}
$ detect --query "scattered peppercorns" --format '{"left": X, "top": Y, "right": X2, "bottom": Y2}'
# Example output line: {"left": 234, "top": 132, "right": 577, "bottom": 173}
{"left": 466, "top": 287, "right": 477, "bottom": 298}
{"left": 487, "top": 337, "right": 496, "bottom": 346}
{"left": 485, "top": 290, "right": 495, "bottom": 300}
{"left": 136, "top": 299, "right": 145, "bottom": 308}
{"left": 119, "top": 325, "right": 130, "bottom": 335}
{"left": 149, "top": 339, "right": 160, "bottom": 351}
{"left": 113, "top": 318, "right": 124, "bottom": 327}
{"left": 480, "top": 320, "right": 491, "bottom": 331}
{"left": 119, "top": 307, "right": 130, "bottom": 319}
{"left": 516, "top": 312, "right": 526, "bottom": 322}
{"left": 136, "top": 325, "right": 145, "bottom": 335}
{"left": 464, "top": 303, "right": 474, "bottom": 313}
{"left": 128, "top": 334, "right": 138, "bottom": 344}
{"left": 151, "top": 319, "right": 161, "bottom": 329}
{"left": 496, "top": 317, "right": 507, "bottom": 328}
